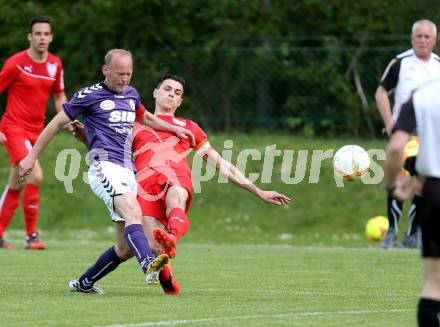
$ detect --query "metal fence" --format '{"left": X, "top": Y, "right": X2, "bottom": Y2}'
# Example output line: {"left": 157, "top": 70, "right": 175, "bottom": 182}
{"left": 131, "top": 45, "right": 407, "bottom": 137}
{"left": 0, "top": 43, "right": 408, "bottom": 138}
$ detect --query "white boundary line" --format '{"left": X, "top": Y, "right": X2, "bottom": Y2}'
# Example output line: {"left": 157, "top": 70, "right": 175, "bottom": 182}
{"left": 95, "top": 308, "right": 414, "bottom": 327}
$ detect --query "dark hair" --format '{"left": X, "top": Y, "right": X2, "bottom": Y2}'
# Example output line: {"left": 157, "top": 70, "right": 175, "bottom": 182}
{"left": 155, "top": 74, "right": 186, "bottom": 90}
{"left": 28, "top": 16, "right": 52, "bottom": 33}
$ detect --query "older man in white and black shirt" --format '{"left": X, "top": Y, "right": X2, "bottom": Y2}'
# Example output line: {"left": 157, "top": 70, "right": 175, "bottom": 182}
{"left": 376, "top": 19, "right": 440, "bottom": 249}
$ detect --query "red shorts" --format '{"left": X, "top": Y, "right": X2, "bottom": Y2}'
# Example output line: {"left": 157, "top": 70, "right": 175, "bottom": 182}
{"left": 136, "top": 169, "right": 192, "bottom": 226}
{"left": 0, "top": 123, "right": 40, "bottom": 165}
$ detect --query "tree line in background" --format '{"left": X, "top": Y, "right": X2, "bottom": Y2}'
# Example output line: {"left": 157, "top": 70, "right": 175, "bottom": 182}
{"left": 1, "top": 0, "right": 439, "bottom": 137}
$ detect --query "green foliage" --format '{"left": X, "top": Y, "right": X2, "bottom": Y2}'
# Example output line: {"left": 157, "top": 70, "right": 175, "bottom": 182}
{"left": 1, "top": 1, "right": 440, "bottom": 135}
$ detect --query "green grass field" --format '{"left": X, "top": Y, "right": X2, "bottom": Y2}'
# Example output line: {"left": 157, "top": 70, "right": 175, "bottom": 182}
{"left": 0, "top": 240, "right": 420, "bottom": 327}
{"left": 0, "top": 132, "right": 422, "bottom": 326}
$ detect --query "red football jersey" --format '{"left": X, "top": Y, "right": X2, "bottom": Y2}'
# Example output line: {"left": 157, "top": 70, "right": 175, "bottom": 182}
{"left": 0, "top": 50, "right": 64, "bottom": 133}
{"left": 133, "top": 115, "right": 209, "bottom": 176}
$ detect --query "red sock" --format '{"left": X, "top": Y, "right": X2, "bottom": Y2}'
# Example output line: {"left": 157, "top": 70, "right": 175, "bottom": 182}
{"left": 23, "top": 184, "right": 40, "bottom": 236}
{"left": 159, "top": 264, "right": 172, "bottom": 281}
{"left": 159, "top": 264, "right": 180, "bottom": 295}
{"left": 167, "top": 208, "right": 189, "bottom": 241}
{"left": 0, "top": 186, "right": 21, "bottom": 236}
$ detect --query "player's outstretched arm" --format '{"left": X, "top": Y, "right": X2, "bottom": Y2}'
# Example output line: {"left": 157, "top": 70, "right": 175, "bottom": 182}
{"left": 53, "top": 91, "right": 74, "bottom": 131}
{"left": 138, "top": 112, "right": 195, "bottom": 146}
{"left": 204, "top": 148, "right": 291, "bottom": 206}
{"left": 54, "top": 92, "right": 67, "bottom": 113}
{"left": 19, "top": 110, "right": 71, "bottom": 177}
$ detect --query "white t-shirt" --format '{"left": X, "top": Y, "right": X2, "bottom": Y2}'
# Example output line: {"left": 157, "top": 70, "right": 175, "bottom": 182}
{"left": 379, "top": 49, "right": 440, "bottom": 122}
{"left": 394, "top": 79, "right": 440, "bottom": 177}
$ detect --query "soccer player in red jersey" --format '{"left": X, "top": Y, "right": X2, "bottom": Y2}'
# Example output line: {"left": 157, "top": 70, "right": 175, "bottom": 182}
{"left": 133, "top": 74, "right": 291, "bottom": 295}
{"left": 0, "top": 16, "right": 67, "bottom": 249}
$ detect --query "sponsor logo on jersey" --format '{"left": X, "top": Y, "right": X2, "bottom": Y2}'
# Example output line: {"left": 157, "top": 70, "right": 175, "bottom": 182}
{"left": 114, "top": 95, "right": 125, "bottom": 99}
{"left": 172, "top": 117, "right": 186, "bottom": 127}
{"left": 23, "top": 65, "right": 32, "bottom": 73}
{"left": 109, "top": 111, "right": 136, "bottom": 122}
{"left": 129, "top": 99, "right": 135, "bottom": 110}
{"left": 46, "top": 62, "right": 58, "bottom": 78}
{"left": 100, "top": 100, "right": 116, "bottom": 110}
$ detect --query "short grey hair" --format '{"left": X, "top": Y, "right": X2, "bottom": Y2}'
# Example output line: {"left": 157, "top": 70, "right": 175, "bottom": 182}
{"left": 412, "top": 19, "right": 437, "bottom": 37}
{"left": 104, "top": 49, "right": 133, "bottom": 66}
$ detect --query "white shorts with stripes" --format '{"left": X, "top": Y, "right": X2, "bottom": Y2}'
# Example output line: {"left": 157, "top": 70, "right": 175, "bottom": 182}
{"left": 88, "top": 161, "right": 137, "bottom": 222}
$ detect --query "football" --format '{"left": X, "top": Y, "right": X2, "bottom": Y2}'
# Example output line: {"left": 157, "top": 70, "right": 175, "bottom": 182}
{"left": 333, "top": 145, "right": 370, "bottom": 180}
{"left": 365, "top": 216, "right": 389, "bottom": 241}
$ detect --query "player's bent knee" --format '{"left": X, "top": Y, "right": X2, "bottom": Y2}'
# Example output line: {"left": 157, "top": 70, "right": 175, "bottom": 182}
{"left": 8, "top": 183, "right": 24, "bottom": 192}
{"left": 28, "top": 171, "right": 43, "bottom": 184}
{"left": 166, "top": 186, "right": 189, "bottom": 209}
{"left": 115, "top": 197, "right": 143, "bottom": 225}
{"left": 32, "top": 175, "right": 43, "bottom": 184}
{"left": 27, "top": 166, "right": 44, "bottom": 184}
{"left": 124, "top": 211, "right": 142, "bottom": 225}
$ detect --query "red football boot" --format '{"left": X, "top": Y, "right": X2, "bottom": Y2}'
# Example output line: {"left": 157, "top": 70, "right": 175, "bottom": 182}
{"left": 0, "top": 237, "right": 16, "bottom": 250}
{"left": 25, "top": 232, "right": 47, "bottom": 250}
{"left": 159, "top": 264, "right": 180, "bottom": 295}
{"left": 153, "top": 228, "right": 176, "bottom": 258}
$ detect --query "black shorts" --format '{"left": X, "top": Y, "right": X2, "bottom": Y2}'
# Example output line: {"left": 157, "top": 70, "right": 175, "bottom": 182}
{"left": 420, "top": 178, "right": 440, "bottom": 257}
{"left": 403, "top": 156, "right": 417, "bottom": 176}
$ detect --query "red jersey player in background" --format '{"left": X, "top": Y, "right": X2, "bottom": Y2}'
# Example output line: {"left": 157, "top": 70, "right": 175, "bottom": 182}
{"left": 0, "top": 16, "right": 67, "bottom": 249}
{"left": 132, "top": 74, "right": 291, "bottom": 295}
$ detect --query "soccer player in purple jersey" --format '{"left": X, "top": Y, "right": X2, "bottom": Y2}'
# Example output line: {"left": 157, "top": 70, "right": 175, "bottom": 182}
{"left": 19, "top": 49, "right": 195, "bottom": 294}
